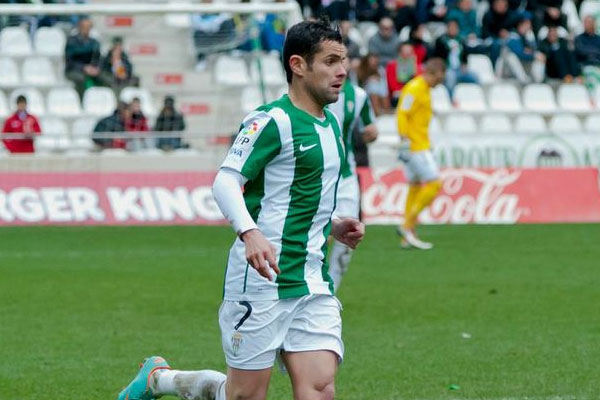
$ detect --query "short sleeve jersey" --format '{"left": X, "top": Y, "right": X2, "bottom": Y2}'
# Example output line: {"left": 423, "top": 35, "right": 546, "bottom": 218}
{"left": 328, "top": 80, "right": 375, "bottom": 178}
{"left": 220, "top": 94, "right": 345, "bottom": 301}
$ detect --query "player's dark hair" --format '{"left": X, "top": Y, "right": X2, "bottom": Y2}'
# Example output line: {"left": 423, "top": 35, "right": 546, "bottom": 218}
{"left": 282, "top": 18, "right": 342, "bottom": 83}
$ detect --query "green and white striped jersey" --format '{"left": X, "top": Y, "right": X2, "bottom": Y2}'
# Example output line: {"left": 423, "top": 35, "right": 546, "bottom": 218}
{"left": 220, "top": 94, "right": 345, "bottom": 301}
{"left": 327, "top": 80, "right": 375, "bottom": 178}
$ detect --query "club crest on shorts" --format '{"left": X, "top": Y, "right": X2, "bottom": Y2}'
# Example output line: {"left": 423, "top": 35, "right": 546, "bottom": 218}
{"left": 231, "top": 332, "right": 243, "bottom": 356}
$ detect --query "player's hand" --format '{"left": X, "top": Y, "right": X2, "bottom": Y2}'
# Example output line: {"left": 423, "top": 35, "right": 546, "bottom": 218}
{"left": 241, "top": 229, "right": 280, "bottom": 281}
{"left": 331, "top": 218, "right": 365, "bottom": 250}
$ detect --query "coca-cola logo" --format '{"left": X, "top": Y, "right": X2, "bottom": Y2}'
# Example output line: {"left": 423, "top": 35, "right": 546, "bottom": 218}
{"left": 361, "top": 169, "right": 527, "bottom": 224}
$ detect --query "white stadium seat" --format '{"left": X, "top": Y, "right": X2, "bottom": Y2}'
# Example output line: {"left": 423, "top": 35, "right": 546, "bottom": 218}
{"left": 241, "top": 86, "right": 270, "bottom": 114}
{"left": 0, "top": 27, "right": 33, "bottom": 57}
{"left": 584, "top": 115, "right": 600, "bottom": 134}
{"left": 214, "top": 55, "right": 250, "bottom": 86}
{"left": 429, "top": 116, "right": 443, "bottom": 142}
{"left": 10, "top": 87, "right": 45, "bottom": 116}
{"left": 480, "top": 114, "right": 512, "bottom": 134}
{"left": 444, "top": 114, "right": 478, "bottom": 135}
{"left": 514, "top": 114, "right": 547, "bottom": 134}
{"left": 38, "top": 117, "right": 71, "bottom": 151}
{"left": 46, "top": 87, "right": 82, "bottom": 118}
{"left": 0, "top": 90, "right": 8, "bottom": 117}
{"left": 468, "top": 54, "right": 496, "bottom": 85}
{"left": 71, "top": 117, "right": 97, "bottom": 150}
{"left": 453, "top": 83, "right": 487, "bottom": 112}
{"left": 250, "top": 55, "right": 286, "bottom": 87}
{"left": 557, "top": 84, "right": 592, "bottom": 112}
{"left": 487, "top": 83, "right": 522, "bottom": 112}
{"left": 357, "top": 22, "right": 378, "bottom": 43}
{"left": 120, "top": 87, "right": 156, "bottom": 116}
{"left": 0, "top": 57, "right": 21, "bottom": 87}
{"left": 83, "top": 87, "right": 117, "bottom": 117}
{"left": 579, "top": 0, "right": 600, "bottom": 18}
{"left": 549, "top": 113, "right": 582, "bottom": 135}
{"left": 523, "top": 84, "right": 557, "bottom": 113}
{"left": 22, "top": 56, "right": 57, "bottom": 87}
{"left": 431, "top": 84, "right": 453, "bottom": 113}
{"left": 34, "top": 27, "right": 66, "bottom": 57}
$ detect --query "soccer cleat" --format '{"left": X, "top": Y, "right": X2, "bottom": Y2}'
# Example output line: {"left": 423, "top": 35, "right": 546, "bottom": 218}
{"left": 397, "top": 226, "right": 433, "bottom": 250}
{"left": 117, "top": 356, "right": 171, "bottom": 400}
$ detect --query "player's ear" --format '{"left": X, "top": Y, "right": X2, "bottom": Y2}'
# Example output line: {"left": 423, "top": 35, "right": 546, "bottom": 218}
{"left": 289, "top": 55, "right": 306, "bottom": 79}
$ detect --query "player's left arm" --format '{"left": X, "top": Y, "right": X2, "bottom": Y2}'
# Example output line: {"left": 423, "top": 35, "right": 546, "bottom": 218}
{"left": 331, "top": 218, "right": 365, "bottom": 250}
{"left": 359, "top": 97, "right": 378, "bottom": 143}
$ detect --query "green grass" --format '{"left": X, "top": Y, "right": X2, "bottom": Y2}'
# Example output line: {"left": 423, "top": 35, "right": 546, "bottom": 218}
{"left": 1, "top": 224, "right": 599, "bottom": 400}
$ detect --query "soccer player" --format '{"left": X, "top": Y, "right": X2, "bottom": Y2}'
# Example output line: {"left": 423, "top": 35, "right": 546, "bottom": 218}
{"left": 327, "top": 52, "right": 378, "bottom": 292}
{"left": 396, "top": 58, "right": 446, "bottom": 250}
{"left": 116, "top": 19, "right": 365, "bottom": 400}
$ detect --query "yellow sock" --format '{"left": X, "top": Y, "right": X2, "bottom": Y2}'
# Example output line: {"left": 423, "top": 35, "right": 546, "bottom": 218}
{"left": 403, "top": 184, "right": 420, "bottom": 230}
{"left": 405, "top": 180, "right": 442, "bottom": 229}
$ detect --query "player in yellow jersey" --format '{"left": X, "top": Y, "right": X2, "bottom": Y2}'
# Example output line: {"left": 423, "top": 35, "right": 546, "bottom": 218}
{"left": 396, "top": 58, "right": 446, "bottom": 250}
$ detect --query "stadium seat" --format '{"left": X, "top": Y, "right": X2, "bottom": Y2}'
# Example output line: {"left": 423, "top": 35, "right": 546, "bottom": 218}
{"left": 164, "top": 0, "right": 192, "bottom": 28}
{"left": 0, "top": 57, "right": 21, "bottom": 88}
{"left": 431, "top": 84, "right": 453, "bottom": 113}
{"left": 514, "top": 114, "right": 547, "bottom": 134}
{"left": 119, "top": 87, "right": 156, "bottom": 116}
{"left": 467, "top": 54, "right": 496, "bottom": 85}
{"left": 241, "top": 86, "right": 270, "bottom": 114}
{"left": 214, "top": 55, "right": 250, "bottom": 86}
{"left": 375, "top": 115, "right": 397, "bottom": 137}
{"left": 557, "top": 84, "right": 592, "bottom": 112}
{"left": 480, "top": 114, "right": 512, "bottom": 134}
{"left": 444, "top": 114, "right": 478, "bottom": 135}
{"left": 562, "top": 0, "right": 583, "bottom": 34}
{"left": 71, "top": 117, "right": 97, "bottom": 150}
{"left": 46, "top": 87, "right": 82, "bottom": 118}
{"left": 0, "top": 27, "right": 33, "bottom": 57}
{"left": 523, "top": 84, "right": 557, "bottom": 113}
{"left": 250, "top": 55, "right": 286, "bottom": 87}
{"left": 487, "top": 83, "right": 522, "bottom": 112}
{"left": 584, "top": 115, "right": 600, "bottom": 134}
{"left": 453, "top": 83, "right": 487, "bottom": 112}
{"left": 0, "top": 90, "right": 8, "bottom": 117}
{"left": 549, "top": 113, "right": 582, "bottom": 135}
{"left": 83, "top": 87, "right": 117, "bottom": 117}
{"left": 39, "top": 117, "right": 71, "bottom": 151}
{"left": 347, "top": 26, "right": 365, "bottom": 55}
{"left": 579, "top": 0, "right": 600, "bottom": 18}
{"left": 429, "top": 116, "right": 443, "bottom": 142}
{"left": 34, "top": 27, "right": 67, "bottom": 57}
{"left": 10, "top": 87, "right": 45, "bottom": 116}
{"left": 22, "top": 56, "right": 57, "bottom": 87}
{"left": 357, "top": 22, "right": 378, "bottom": 43}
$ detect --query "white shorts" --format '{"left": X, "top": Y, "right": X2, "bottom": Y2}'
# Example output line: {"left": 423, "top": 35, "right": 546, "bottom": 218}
{"left": 399, "top": 149, "right": 440, "bottom": 183}
{"left": 219, "top": 294, "right": 344, "bottom": 370}
{"left": 335, "top": 174, "right": 360, "bottom": 219}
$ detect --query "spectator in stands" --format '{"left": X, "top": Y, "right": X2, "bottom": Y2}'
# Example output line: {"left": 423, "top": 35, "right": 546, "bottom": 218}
{"left": 497, "top": 15, "right": 545, "bottom": 83}
{"left": 368, "top": 17, "right": 402, "bottom": 67}
{"left": 156, "top": 96, "right": 187, "bottom": 151}
{"left": 92, "top": 101, "right": 130, "bottom": 150}
{"left": 356, "top": 53, "right": 392, "bottom": 115}
{"left": 532, "top": 0, "right": 567, "bottom": 33}
{"left": 355, "top": 0, "right": 386, "bottom": 22}
{"left": 191, "top": 1, "right": 237, "bottom": 71}
{"left": 539, "top": 26, "right": 581, "bottom": 82}
{"left": 323, "top": 0, "right": 350, "bottom": 21}
{"left": 340, "top": 20, "right": 361, "bottom": 69}
{"left": 2, "top": 95, "right": 41, "bottom": 154}
{"left": 434, "top": 19, "right": 478, "bottom": 92}
{"left": 575, "top": 16, "right": 600, "bottom": 89}
{"left": 424, "top": 0, "right": 448, "bottom": 22}
{"left": 391, "top": 0, "right": 417, "bottom": 33}
{"left": 100, "top": 37, "right": 139, "bottom": 96}
{"left": 65, "top": 17, "right": 102, "bottom": 98}
{"left": 259, "top": 2, "right": 286, "bottom": 55}
{"left": 482, "top": 0, "right": 519, "bottom": 64}
{"left": 409, "top": 24, "right": 430, "bottom": 65}
{"left": 126, "top": 97, "right": 153, "bottom": 151}
{"left": 446, "top": 0, "right": 479, "bottom": 41}
{"left": 386, "top": 42, "right": 420, "bottom": 106}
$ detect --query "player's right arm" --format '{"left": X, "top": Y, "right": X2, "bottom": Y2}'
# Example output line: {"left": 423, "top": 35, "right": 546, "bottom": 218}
{"left": 213, "top": 111, "right": 282, "bottom": 280}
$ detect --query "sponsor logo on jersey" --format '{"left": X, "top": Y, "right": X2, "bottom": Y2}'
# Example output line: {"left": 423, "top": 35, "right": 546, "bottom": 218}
{"left": 299, "top": 143, "right": 318, "bottom": 152}
{"left": 241, "top": 121, "right": 260, "bottom": 136}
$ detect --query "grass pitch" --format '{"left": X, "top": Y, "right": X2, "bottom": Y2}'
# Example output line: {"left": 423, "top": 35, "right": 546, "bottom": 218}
{"left": 1, "top": 224, "right": 599, "bottom": 400}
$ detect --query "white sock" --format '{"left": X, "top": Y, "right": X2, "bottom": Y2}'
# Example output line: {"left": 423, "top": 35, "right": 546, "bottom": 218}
{"left": 329, "top": 240, "right": 353, "bottom": 292}
{"left": 153, "top": 369, "right": 226, "bottom": 400}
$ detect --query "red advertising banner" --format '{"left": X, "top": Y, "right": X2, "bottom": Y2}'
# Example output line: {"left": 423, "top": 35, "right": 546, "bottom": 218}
{"left": 0, "top": 169, "right": 598, "bottom": 225}
{"left": 357, "top": 167, "right": 600, "bottom": 224}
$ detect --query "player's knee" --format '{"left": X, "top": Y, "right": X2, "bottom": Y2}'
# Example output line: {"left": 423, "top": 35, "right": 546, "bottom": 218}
{"left": 319, "top": 381, "right": 335, "bottom": 400}
{"left": 295, "top": 380, "right": 335, "bottom": 400}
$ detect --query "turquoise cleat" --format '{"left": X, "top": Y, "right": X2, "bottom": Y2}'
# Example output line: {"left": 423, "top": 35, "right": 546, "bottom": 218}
{"left": 117, "top": 356, "right": 171, "bottom": 400}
